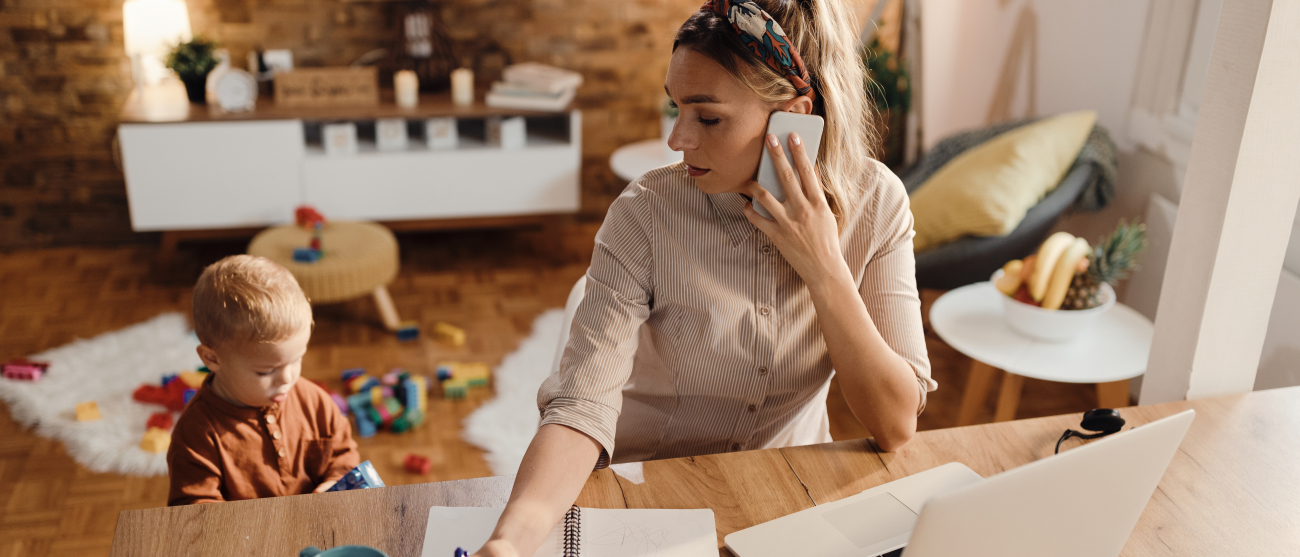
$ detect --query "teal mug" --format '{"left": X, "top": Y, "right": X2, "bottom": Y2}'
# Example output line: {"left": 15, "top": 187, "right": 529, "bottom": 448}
{"left": 299, "top": 546, "right": 389, "bottom": 557}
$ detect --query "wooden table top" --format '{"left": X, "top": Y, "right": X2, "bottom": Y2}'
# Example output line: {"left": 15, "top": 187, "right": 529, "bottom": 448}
{"left": 110, "top": 387, "right": 1300, "bottom": 556}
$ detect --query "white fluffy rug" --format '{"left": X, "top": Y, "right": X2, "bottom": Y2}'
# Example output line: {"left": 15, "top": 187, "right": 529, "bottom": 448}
{"left": 462, "top": 309, "right": 566, "bottom": 476}
{"left": 0, "top": 313, "right": 202, "bottom": 476}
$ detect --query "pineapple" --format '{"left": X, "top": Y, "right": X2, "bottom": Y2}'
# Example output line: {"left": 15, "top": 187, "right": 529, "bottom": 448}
{"left": 1061, "top": 220, "right": 1148, "bottom": 310}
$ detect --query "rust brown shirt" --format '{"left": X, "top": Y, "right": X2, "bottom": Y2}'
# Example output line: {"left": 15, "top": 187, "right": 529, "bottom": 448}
{"left": 167, "top": 374, "right": 360, "bottom": 505}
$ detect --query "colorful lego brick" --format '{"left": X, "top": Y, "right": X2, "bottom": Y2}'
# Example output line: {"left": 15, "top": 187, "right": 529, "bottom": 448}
{"left": 133, "top": 380, "right": 188, "bottom": 412}
{"left": 402, "top": 377, "right": 427, "bottom": 414}
{"left": 442, "top": 377, "right": 468, "bottom": 399}
{"left": 369, "top": 386, "right": 384, "bottom": 408}
{"left": 412, "top": 376, "right": 428, "bottom": 413}
{"left": 295, "top": 205, "right": 326, "bottom": 229}
{"left": 435, "top": 365, "right": 454, "bottom": 382}
{"left": 146, "top": 412, "right": 174, "bottom": 431}
{"left": 75, "top": 401, "right": 101, "bottom": 422}
{"left": 382, "top": 369, "right": 403, "bottom": 386}
{"left": 330, "top": 393, "right": 349, "bottom": 416}
{"left": 140, "top": 427, "right": 170, "bottom": 454}
{"left": 2, "top": 364, "right": 44, "bottom": 381}
{"left": 348, "top": 375, "right": 379, "bottom": 395}
{"left": 458, "top": 363, "right": 491, "bottom": 387}
{"left": 432, "top": 322, "right": 465, "bottom": 347}
{"left": 384, "top": 397, "right": 403, "bottom": 418}
{"left": 183, "top": 388, "right": 197, "bottom": 405}
{"left": 396, "top": 321, "right": 420, "bottom": 342}
{"left": 341, "top": 368, "right": 366, "bottom": 382}
{"left": 390, "top": 415, "right": 411, "bottom": 433}
{"left": 355, "top": 415, "right": 377, "bottom": 438}
{"left": 177, "top": 371, "right": 207, "bottom": 389}
{"left": 405, "top": 408, "right": 425, "bottom": 427}
{"left": 404, "top": 453, "right": 432, "bottom": 475}
{"left": 161, "top": 373, "right": 178, "bottom": 386}
{"left": 292, "top": 247, "right": 321, "bottom": 263}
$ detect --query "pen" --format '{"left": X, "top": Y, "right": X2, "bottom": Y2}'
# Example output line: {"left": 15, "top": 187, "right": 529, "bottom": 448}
{"left": 454, "top": 548, "right": 468, "bottom": 557}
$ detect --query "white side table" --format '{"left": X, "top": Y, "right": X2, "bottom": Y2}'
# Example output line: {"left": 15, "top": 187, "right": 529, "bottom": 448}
{"left": 609, "top": 139, "right": 683, "bottom": 182}
{"left": 929, "top": 281, "right": 1154, "bottom": 424}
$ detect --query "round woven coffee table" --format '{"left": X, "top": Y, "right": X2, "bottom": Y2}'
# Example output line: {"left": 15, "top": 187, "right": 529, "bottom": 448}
{"left": 247, "top": 221, "right": 405, "bottom": 330}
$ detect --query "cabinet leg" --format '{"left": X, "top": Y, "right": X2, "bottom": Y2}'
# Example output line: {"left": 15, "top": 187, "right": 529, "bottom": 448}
{"left": 1096, "top": 380, "right": 1131, "bottom": 409}
{"left": 957, "top": 360, "right": 999, "bottom": 426}
{"left": 994, "top": 372, "right": 1025, "bottom": 422}
{"left": 372, "top": 285, "right": 401, "bottom": 331}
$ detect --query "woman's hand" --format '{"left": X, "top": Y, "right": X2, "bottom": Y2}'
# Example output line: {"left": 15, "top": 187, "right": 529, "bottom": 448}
{"left": 743, "top": 132, "right": 852, "bottom": 289}
{"left": 473, "top": 539, "right": 519, "bottom": 557}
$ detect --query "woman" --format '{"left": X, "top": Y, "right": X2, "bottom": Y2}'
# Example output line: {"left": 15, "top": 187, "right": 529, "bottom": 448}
{"left": 475, "top": 1, "right": 934, "bottom": 555}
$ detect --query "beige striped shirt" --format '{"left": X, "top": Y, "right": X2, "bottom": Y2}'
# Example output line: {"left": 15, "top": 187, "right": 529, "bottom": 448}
{"left": 539, "top": 160, "right": 935, "bottom": 465}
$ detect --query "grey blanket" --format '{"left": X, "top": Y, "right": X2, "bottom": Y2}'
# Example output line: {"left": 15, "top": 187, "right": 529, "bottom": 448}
{"left": 898, "top": 117, "right": 1119, "bottom": 212}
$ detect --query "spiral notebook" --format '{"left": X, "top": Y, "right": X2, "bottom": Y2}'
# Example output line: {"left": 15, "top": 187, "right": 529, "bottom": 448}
{"left": 420, "top": 505, "right": 717, "bottom": 557}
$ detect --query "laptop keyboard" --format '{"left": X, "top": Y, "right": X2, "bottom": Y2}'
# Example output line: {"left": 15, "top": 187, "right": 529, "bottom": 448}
{"left": 881, "top": 550, "right": 904, "bottom": 557}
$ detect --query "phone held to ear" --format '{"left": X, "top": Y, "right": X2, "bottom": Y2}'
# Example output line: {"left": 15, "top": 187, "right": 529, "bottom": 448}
{"left": 754, "top": 111, "right": 825, "bottom": 219}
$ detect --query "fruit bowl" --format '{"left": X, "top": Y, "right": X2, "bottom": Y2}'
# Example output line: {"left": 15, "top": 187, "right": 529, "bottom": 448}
{"left": 992, "top": 269, "right": 1116, "bottom": 342}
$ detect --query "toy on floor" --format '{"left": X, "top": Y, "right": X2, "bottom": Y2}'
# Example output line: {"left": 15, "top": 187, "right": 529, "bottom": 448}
{"left": 140, "top": 427, "right": 170, "bottom": 454}
{"left": 435, "top": 362, "right": 491, "bottom": 399}
{"left": 341, "top": 368, "right": 429, "bottom": 437}
{"left": 146, "top": 412, "right": 174, "bottom": 431}
{"left": 396, "top": 321, "right": 420, "bottom": 342}
{"left": 404, "top": 453, "right": 431, "bottom": 475}
{"left": 2, "top": 359, "right": 49, "bottom": 381}
{"left": 75, "top": 401, "right": 101, "bottom": 422}
{"left": 134, "top": 369, "right": 204, "bottom": 413}
{"left": 325, "top": 460, "right": 385, "bottom": 492}
{"left": 432, "top": 322, "right": 465, "bottom": 347}
{"left": 292, "top": 220, "right": 326, "bottom": 264}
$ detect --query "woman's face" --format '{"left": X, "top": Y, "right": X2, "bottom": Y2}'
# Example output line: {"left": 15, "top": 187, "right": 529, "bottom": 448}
{"left": 664, "top": 47, "right": 809, "bottom": 195}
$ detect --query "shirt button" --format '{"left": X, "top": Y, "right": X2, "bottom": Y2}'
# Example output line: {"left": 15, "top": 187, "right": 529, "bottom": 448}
{"left": 731, "top": 443, "right": 741, "bottom": 452}
{"left": 760, "top": 307, "right": 771, "bottom": 316}
{"left": 762, "top": 246, "right": 772, "bottom": 255}
{"left": 747, "top": 404, "right": 757, "bottom": 413}
{"left": 265, "top": 415, "right": 276, "bottom": 424}
{"left": 272, "top": 431, "right": 282, "bottom": 440}
{"left": 758, "top": 367, "right": 768, "bottom": 375}
{"left": 277, "top": 446, "right": 287, "bottom": 458}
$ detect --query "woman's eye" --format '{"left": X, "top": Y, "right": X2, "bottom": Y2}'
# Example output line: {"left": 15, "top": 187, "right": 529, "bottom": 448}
{"left": 698, "top": 117, "right": 720, "bottom": 126}
{"left": 668, "top": 100, "right": 678, "bottom": 109}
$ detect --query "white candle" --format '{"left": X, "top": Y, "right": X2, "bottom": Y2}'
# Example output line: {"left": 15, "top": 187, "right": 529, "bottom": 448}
{"left": 451, "top": 68, "right": 473, "bottom": 106}
{"left": 395, "top": 70, "right": 418, "bottom": 109}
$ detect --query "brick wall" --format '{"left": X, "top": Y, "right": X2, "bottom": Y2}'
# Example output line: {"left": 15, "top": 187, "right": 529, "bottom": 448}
{"left": 0, "top": 0, "right": 878, "bottom": 249}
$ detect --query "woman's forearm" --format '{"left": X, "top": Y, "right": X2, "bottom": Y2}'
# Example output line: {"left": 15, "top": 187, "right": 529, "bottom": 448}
{"left": 476, "top": 424, "right": 602, "bottom": 557}
{"left": 806, "top": 266, "right": 921, "bottom": 451}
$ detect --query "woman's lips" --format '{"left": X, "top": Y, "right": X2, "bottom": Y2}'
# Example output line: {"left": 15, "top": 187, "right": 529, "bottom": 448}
{"left": 685, "top": 164, "right": 710, "bottom": 177}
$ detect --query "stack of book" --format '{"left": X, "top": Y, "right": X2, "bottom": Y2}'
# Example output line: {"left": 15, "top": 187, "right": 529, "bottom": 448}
{"left": 485, "top": 63, "right": 583, "bottom": 112}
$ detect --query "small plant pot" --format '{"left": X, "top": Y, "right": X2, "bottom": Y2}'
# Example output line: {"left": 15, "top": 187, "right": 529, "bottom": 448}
{"left": 992, "top": 269, "right": 1116, "bottom": 342}
{"left": 180, "top": 74, "right": 209, "bottom": 103}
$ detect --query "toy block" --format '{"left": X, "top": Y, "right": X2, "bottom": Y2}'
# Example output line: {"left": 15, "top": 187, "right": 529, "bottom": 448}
{"left": 3, "top": 358, "right": 49, "bottom": 371}
{"left": 183, "top": 388, "right": 197, "bottom": 405}
{"left": 404, "top": 453, "right": 432, "bottom": 475}
{"left": 348, "top": 375, "right": 379, "bottom": 395}
{"left": 2, "top": 364, "right": 44, "bottom": 381}
{"left": 432, "top": 322, "right": 465, "bottom": 347}
{"left": 384, "top": 397, "right": 403, "bottom": 417}
{"left": 396, "top": 321, "right": 420, "bottom": 342}
{"left": 411, "top": 376, "right": 428, "bottom": 412}
{"left": 355, "top": 414, "right": 377, "bottom": 438}
{"left": 295, "top": 205, "right": 326, "bottom": 229}
{"left": 341, "top": 368, "right": 366, "bottom": 382}
{"left": 197, "top": 366, "right": 210, "bottom": 373}
{"left": 390, "top": 415, "right": 411, "bottom": 433}
{"left": 178, "top": 371, "right": 206, "bottom": 389}
{"left": 75, "top": 401, "right": 101, "bottom": 422}
{"left": 382, "top": 370, "right": 403, "bottom": 386}
{"left": 442, "top": 377, "right": 468, "bottom": 399}
{"left": 141, "top": 427, "right": 170, "bottom": 454}
{"left": 405, "top": 408, "right": 425, "bottom": 427}
{"left": 330, "top": 393, "right": 349, "bottom": 416}
{"left": 435, "top": 365, "right": 454, "bottom": 382}
{"left": 402, "top": 377, "right": 427, "bottom": 414}
{"left": 458, "top": 363, "right": 491, "bottom": 388}
{"left": 369, "top": 386, "right": 384, "bottom": 408}
{"left": 292, "top": 247, "right": 321, "bottom": 263}
{"left": 161, "top": 373, "right": 178, "bottom": 386}
{"left": 147, "top": 412, "right": 174, "bottom": 431}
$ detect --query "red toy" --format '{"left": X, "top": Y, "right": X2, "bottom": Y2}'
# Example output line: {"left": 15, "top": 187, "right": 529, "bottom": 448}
{"left": 295, "top": 205, "right": 326, "bottom": 230}
{"left": 133, "top": 379, "right": 191, "bottom": 412}
{"left": 404, "top": 453, "right": 431, "bottom": 475}
{"left": 146, "top": 412, "right": 174, "bottom": 431}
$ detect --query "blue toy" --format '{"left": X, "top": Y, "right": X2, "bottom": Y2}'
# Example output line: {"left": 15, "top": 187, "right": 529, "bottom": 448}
{"left": 293, "top": 247, "right": 321, "bottom": 263}
{"left": 326, "top": 460, "right": 385, "bottom": 492}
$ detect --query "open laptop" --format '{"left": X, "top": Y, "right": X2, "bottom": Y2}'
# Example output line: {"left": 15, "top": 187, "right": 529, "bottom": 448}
{"left": 725, "top": 409, "right": 1195, "bottom": 557}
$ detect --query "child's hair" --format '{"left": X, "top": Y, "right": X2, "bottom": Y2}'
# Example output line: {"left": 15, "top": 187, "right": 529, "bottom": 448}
{"left": 192, "top": 255, "right": 313, "bottom": 348}
{"left": 674, "top": 0, "right": 876, "bottom": 224}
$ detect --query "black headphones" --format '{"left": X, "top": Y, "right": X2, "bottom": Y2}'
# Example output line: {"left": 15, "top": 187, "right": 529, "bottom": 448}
{"left": 1054, "top": 409, "right": 1126, "bottom": 454}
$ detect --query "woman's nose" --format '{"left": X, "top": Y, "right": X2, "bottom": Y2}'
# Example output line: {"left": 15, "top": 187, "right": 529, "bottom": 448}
{"left": 666, "top": 119, "right": 696, "bottom": 152}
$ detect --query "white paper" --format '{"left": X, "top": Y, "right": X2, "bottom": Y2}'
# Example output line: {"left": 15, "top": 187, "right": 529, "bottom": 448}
{"left": 421, "top": 506, "right": 716, "bottom": 557}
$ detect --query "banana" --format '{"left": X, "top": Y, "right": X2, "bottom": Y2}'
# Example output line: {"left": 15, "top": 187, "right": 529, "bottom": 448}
{"left": 1042, "top": 237, "right": 1091, "bottom": 310}
{"left": 1029, "top": 232, "right": 1075, "bottom": 301}
{"left": 996, "top": 260, "right": 1024, "bottom": 296}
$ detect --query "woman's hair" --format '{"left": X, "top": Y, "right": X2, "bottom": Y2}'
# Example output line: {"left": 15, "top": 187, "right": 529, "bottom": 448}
{"left": 674, "top": 0, "right": 877, "bottom": 224}
{"left": 193, "top": 255, "right": 313, "bottom": 348}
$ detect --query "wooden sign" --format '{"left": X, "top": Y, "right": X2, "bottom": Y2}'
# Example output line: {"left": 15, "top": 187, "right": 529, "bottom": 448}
{"left": 274, "top": 67, "right": 379, "bottom": 107}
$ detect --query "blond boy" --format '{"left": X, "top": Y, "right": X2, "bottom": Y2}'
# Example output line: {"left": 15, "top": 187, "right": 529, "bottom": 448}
{"left": 167, "top": 255, "right": 359, "bottom": 505}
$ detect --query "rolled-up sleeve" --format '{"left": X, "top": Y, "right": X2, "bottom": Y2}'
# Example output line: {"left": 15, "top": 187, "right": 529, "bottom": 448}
{"left": 857, "top": 162, "right": 936, "bottom": 415}
{"left": 538, "top": 182, "right": 654, "bottom": 465}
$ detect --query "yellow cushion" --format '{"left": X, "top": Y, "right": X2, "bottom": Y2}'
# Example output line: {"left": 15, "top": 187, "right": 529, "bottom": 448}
{"left": 909, "top": 111, "right": 1097, "bottom": 252}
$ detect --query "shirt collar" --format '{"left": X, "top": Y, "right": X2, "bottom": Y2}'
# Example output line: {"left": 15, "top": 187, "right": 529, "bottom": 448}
{"left": 706, "top": 191, "right": 756, "bottom": 246}
{"left": 195, "top": 372, "right": 281, "bottom": 421}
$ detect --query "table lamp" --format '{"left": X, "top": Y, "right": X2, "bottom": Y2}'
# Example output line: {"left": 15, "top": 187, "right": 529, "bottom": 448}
{"left": 123, "top": 0, "right": 193, "bottom": 87}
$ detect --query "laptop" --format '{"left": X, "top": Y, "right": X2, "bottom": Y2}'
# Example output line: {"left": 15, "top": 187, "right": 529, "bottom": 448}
{"left": 724, "top": 409, "right": 1195, "bottom": 557}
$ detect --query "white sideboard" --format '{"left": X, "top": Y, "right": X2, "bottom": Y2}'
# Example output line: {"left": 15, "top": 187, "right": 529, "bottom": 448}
{"left": 116, "top": 84, "right": 581, "bottom": 236}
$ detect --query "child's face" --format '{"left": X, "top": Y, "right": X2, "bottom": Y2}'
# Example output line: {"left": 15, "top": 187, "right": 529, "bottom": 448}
{"left": 197, "top": 324, "right": 311, "bottom": 408}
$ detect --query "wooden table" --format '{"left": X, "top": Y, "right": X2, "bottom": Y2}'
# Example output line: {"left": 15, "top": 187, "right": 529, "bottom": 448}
{"left": 110, "top": 387, "right": 1300, "bottom": 556}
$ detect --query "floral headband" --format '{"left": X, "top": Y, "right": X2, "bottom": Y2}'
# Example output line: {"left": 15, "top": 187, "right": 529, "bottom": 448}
{"left": 703, "top": 0, "right": 816, "bottom": 102}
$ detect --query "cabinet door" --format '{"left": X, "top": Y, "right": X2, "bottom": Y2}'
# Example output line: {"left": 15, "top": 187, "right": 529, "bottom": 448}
{"left": 118, "top": 121, "right": 304, "bottom": 231}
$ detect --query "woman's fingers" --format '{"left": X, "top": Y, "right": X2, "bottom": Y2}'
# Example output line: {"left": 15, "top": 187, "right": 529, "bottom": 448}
{"left": 745, "top": 180, "right": 793, "bottom": 226}
{"left": 764, "top": 133, "right": 809, "bottom": 212}
{"left": 787, "top": 132, "right": 824, "bottom": 206}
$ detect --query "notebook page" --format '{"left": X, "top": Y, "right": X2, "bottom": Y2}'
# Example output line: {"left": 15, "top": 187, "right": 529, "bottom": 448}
{"left": 579, "top": 508, "right": 717, "bottom": 557}
{"left": 421, "top": 507, "right": 561, "bottom": 557}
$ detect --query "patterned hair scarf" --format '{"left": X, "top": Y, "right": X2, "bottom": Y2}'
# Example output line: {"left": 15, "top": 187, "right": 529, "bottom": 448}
{"left": 703, "top": 0, "right": 817, "bottom": 102}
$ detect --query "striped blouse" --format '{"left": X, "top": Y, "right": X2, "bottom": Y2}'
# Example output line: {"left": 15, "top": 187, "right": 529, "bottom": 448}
{"left": 538, "top": 160, "right": 935, "bottom": 465}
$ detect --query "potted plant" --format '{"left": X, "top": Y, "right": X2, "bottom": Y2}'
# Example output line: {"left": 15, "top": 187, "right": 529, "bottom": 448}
{"left": 166, "top": 36, "right": 220, "bottom": 103}
{"left": 863, "top": 35, "right": 911, "bottom": 169}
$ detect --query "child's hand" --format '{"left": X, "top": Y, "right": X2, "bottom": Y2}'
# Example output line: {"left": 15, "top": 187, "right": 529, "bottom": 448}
{"left": 312, "top": 479, "right": 338, "bottom": 493}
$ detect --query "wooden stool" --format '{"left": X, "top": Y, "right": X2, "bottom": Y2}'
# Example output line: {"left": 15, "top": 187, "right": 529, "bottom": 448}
{"left": 248, "top": 221, "right": 405, "bottom": 330}
{"left": 957, "top": 361, "right": 1132, "bottom": 425}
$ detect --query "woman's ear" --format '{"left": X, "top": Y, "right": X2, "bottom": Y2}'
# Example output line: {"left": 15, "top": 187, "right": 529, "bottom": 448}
{"left": 779, "top": 95, "right": 814, "bottom": 115}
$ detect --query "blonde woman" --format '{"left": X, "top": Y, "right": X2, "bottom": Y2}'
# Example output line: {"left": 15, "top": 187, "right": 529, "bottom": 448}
{"left": 474, "top": 1, "right": 933, "bottom": 555}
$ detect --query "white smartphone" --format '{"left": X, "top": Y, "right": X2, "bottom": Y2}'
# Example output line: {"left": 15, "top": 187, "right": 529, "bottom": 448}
{"left": 754, "top": 111, "right": 825, "bottom": 219}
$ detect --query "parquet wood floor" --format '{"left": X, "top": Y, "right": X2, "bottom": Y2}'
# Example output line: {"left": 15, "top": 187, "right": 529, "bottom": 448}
{"left": 0, "top": 224, "right": 1099, "bottom": 556}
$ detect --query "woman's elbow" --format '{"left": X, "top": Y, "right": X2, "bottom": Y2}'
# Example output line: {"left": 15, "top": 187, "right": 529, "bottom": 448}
{"left": 873, "top": 429, "right": 914, "bottom": 452}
